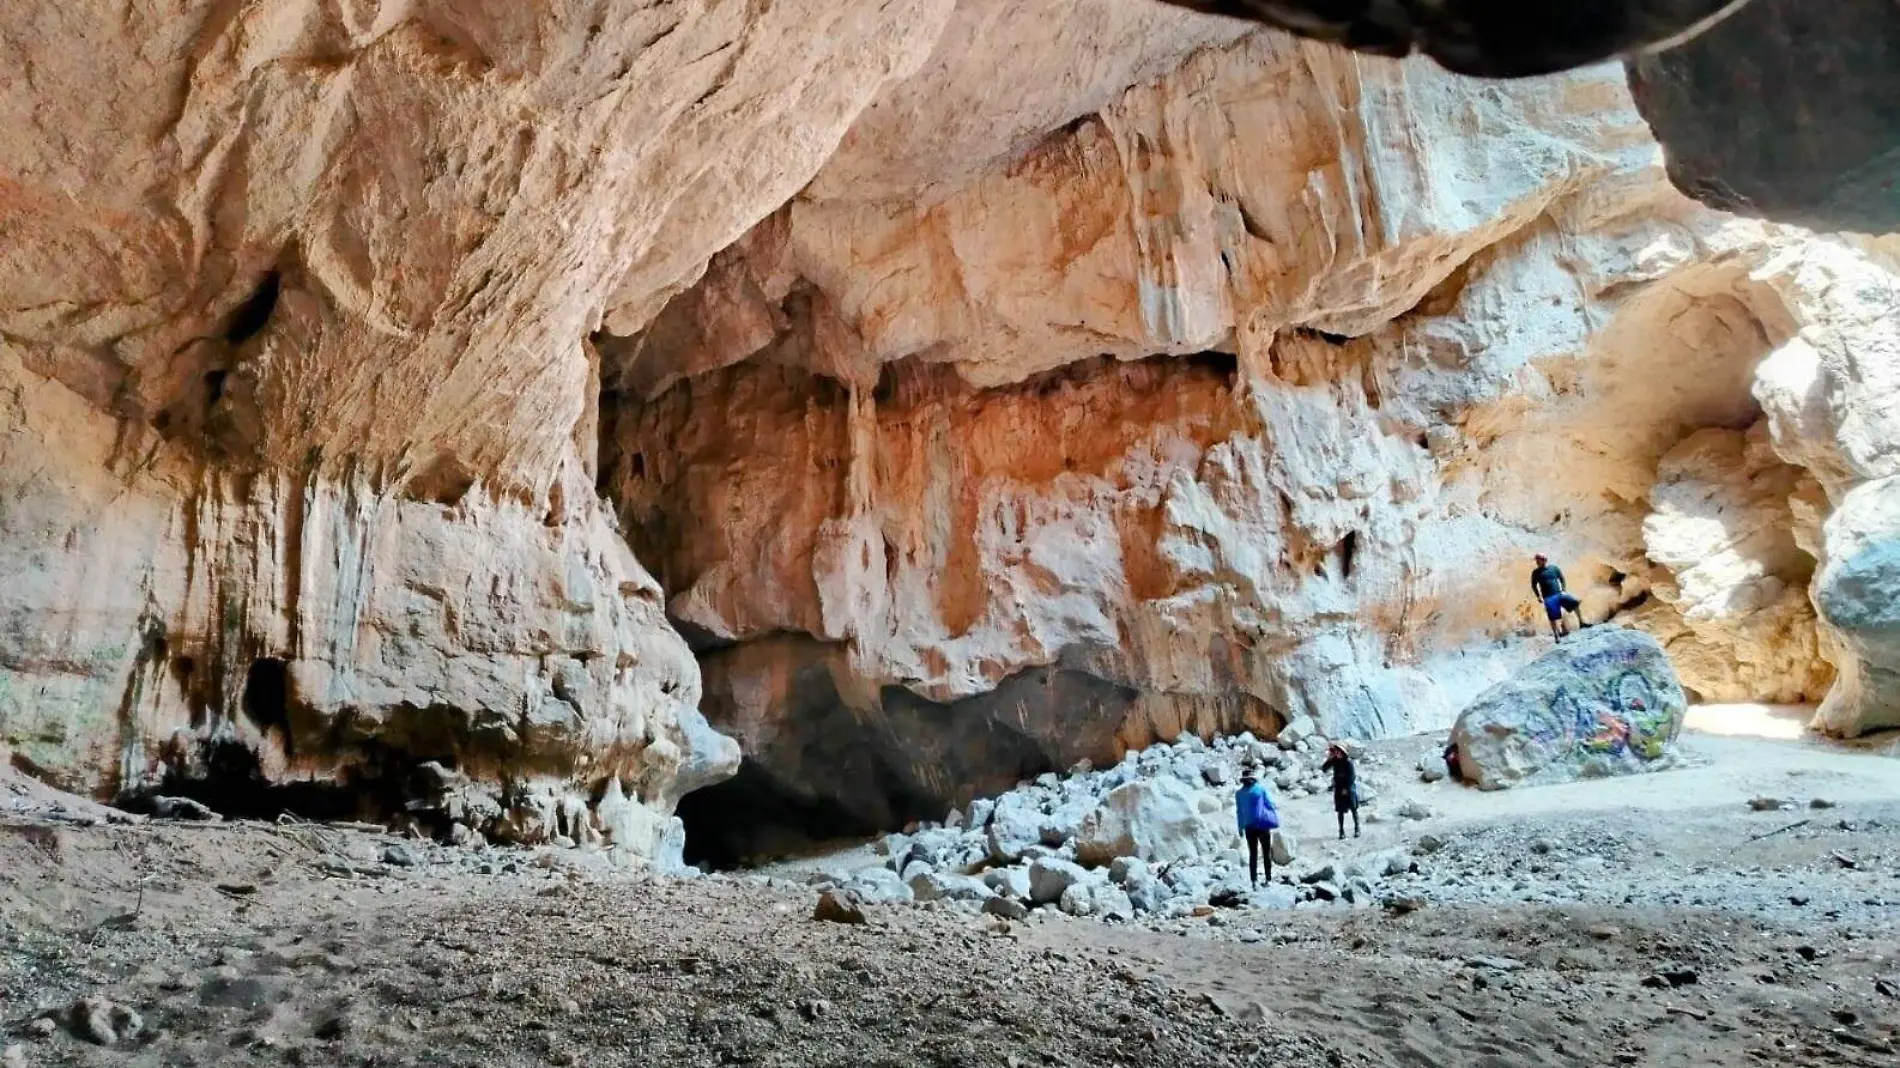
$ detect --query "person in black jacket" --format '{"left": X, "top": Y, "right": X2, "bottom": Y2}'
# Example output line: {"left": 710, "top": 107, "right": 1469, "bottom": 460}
{"left": 1320, "top": 744, "right": 1361, "bottom": 840}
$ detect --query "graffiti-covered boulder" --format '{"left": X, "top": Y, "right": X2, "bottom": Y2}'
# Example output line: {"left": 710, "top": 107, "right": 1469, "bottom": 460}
{"left": 1451, "top": 626, "right": 1687, "bottom": 790}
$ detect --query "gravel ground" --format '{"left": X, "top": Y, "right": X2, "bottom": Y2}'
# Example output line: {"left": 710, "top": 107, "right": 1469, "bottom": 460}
{"left": 5, "top": 730, "right": 1900, "bottom": 1068}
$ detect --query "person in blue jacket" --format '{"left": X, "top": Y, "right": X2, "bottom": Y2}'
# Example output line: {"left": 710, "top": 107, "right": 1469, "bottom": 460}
{"left": 1235, "top": 767, "right": 1280, "bottom": 888}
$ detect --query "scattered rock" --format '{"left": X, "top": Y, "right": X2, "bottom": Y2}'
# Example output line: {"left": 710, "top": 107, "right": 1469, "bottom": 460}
{"left": 1465, "top": 956, "right": 1526, "bottom": 972}
{"left": 1075, "top": 777, "right": 1224, "bottom": 867}
{"left": 847, "top": 867, "right": 914, "bottom": 903}
{"left": 1385, "top": 896, "right": 1426, "bottom": 915}
{"left": 1810, "top": 798, "right": 1838, "bottom": 810}
{"left": 909, "top": 871, "right": 993, "bottom": 903}
{"left": 1749, "top": 797, "right": 1787, "bottom": 812}
{"left": 1413, "top": 834, "right": 1448, "bottom": 856}
{"left": 1201, "top": 762, "right": 1231, "bottom": 787}
{"left": 812, "top": 890, "right": 867, "bottom": 925}
{"left": 1060, "top": 881, "right": 1134, "bottom": 919}
{"left": 1277, "top": 716, "right": 1318, "bottom": 750}
{"left": 1028, "top": 858, "right": 1090, "bottom": 906}
{"left": 26, "top": 1018, "right": 57, "bottom": 1040}
{"left": 1250, "top": 885, "right": 1299, "bottom": 910}
{"left": 1587, "top": 925, "right": 1621, "bottom": 941}
{"left": 1875, "top": 977, "right": 1898, "bottom": 999}
{"left": 1418, "top": 753, "right": 1449, "bottom": 783}
{"left": 383, "top": 843, "right": 419, "bottom": 867}
{"left": 151, "top": 796, "right": 219, "bottom": 822}
{"left": 982, "top": 897, "right": 1029, "bottom": 921}
{"left": 1397, "top": 801, "right": 1435, "bottom": 821}
{"left": 1269, "top": 829, "right": 1297, "bottom": 866}
{"left": 1108, "top": 857, "right": 1148, "bottom": 885}
{"left": 1208, "top": 888, "right": 1247, "bottom": 909}
{"left": 70, "top": 996, "right": 141, "bottom": 1046}
{"left": 1643, "top": 967, "right": 1698, "bottom": 988}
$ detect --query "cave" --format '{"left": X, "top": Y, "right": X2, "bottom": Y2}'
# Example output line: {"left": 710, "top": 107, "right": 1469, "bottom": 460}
{"left": 223, "top": 269, "right": 282, "bottom": 344}
{"left": 240, "top": 656, "right": 293, "bottom": 753}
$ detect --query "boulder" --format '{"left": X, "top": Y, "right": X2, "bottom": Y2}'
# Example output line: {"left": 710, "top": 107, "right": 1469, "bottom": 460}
{"left": 812, "top": 890, "right": 867, "bottom": 925}
{"left": 1277, "top": 715, "right": 1319, "bottom": 750}
{"left": 908, "top": 872, "right": 994, "bottom": 903}
{"left": 1059, "top": 880, "right": 1134, "bottom": 919}
{"left": 985, "top": 794, "right": 1045, "bottom": 864}
{"left": 982, "top": 896, "right": 1029, "bottom": 921}
{"left": 846, "top": 867, "right": 914, "bottom": 903}
{"left": 1269, "top": 829, "right": 1298, "bottom": 866}
{"left": 983, "top": 866, "right": 1033, "bottom": 900}
{"left": 1251, "top": 885, "right": 1299, "bottom": 910}
{"left": 1027, "top": 858, "right": 1090, "bottom": 905}
{"left": 1450, "top": 626, "right": 1687, "bottom": 790}
{"left": 1074, "top": 776, "right": 1226, "bottom": 867}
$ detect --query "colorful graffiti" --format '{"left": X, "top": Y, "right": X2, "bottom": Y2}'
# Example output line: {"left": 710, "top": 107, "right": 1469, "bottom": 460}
{"left": 1540, "top": 665, "right": 1675, "bottom": 764}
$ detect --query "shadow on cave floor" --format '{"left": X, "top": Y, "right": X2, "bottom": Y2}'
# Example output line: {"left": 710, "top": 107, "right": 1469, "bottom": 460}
{"left": 676, "top": 762, "right": 918, "bottom": 871}
{"left": 119, "top": 740, "right": 390, "bottom": 824}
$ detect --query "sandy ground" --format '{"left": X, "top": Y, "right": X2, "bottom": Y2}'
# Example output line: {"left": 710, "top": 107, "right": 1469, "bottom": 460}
{"left": 5, "top": 724, "right": 1899, "bottom": 1067}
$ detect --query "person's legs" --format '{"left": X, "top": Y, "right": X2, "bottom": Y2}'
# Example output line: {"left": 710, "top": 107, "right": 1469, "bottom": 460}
{"left": 1351, "top": 800, "right": 1362, "bottom": 838}
{"left": 1563, "top": 593, "right": 1588, "bottom": 630}
{"left": 1246, "top": 829, "right": 1262, "bottom": 887}
{"left": 1262, "top": 830, "right": 1273, "bottom": 885}
{"left": 1335, "top": 804, "right": 1347, "bottom": 840}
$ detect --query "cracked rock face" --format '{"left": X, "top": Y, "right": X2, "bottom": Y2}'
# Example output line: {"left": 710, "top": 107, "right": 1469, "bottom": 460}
{"left": 6, "top": 1, "right": 1900, "bottom": 858}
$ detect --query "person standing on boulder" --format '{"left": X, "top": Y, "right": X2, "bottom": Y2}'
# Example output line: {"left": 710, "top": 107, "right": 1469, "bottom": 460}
{"left": 1321, "top": 744, "right": 1361, "bottom": 840}
{"left": 1530, "top": 553, "right": 1586, "bottom": 639}
{"left": 1234, "top": 768, "right": 1280, "bottom": 888}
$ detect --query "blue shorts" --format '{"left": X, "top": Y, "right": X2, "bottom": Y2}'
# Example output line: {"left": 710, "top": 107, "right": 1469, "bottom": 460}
{"left": 1544, "top": 593, "right": 1581, "bottom": 621}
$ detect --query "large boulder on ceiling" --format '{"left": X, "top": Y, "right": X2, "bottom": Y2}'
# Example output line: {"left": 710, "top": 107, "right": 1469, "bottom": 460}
{"left": 1627, "top": 0, "right": 1900, "bottom": 234}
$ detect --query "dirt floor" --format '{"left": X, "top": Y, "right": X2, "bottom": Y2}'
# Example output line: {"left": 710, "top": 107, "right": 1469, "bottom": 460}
{"left": 5, "top": 721, "right": 1899, "bottom": 1067}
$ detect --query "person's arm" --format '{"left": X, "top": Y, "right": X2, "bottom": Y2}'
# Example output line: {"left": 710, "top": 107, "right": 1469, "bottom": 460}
{"left": 1554, "top": 567, "right": 1566, "bottom": 593}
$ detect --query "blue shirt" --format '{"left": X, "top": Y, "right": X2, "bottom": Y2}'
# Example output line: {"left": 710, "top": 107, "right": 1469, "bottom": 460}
{"left": 1235, "top": 781, "right": 1278, "bottom": 832}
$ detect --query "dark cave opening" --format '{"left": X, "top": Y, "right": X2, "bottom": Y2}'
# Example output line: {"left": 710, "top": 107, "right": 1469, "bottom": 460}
{"left": 223, "top": 270, "right": 282, "bottom": 345}
{"left": 675, "top": 762, "right": 897, "bottom": 871}
{"left": 240, "top": 657, "right": 293, "bottom": 755}
{"left": 130, "top": 739, "right": 369, "bottom": 823}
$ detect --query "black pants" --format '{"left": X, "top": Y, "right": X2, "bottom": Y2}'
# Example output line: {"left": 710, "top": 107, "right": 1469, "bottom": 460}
{"left": 1246, "top": 828, "right": 1273, "bottom": 886}
{"left": 1335, "top": 792, "right": 1360, "bottom": 838}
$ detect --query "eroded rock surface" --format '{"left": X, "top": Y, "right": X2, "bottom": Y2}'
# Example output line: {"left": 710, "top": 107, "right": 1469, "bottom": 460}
{"left": 7, "top": 1, "right": 1900, "bottom": 855}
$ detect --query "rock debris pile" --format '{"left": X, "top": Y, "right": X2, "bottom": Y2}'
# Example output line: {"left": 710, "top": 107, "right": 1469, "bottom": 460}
{"left": 797, "top": 726, "right": 1420, "bottom": 919}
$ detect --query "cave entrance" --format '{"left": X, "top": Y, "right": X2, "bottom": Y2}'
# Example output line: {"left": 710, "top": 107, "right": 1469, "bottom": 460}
{"left": 675, "top": 762, "right": 901, "bottom": 871}
{"left": 135, "top": 739, "right": 365, "bottom": 823}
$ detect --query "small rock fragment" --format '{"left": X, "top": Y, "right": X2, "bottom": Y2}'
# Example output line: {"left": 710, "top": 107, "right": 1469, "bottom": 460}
{"left": 1397, "top": 801, "right": 1435, "bottom": 821}
{"left": 70, "top": 996, "right": 140, "bottom": 1046}
{"left": 382, "top": 843, "right": 419, "bottom": 867}
{"left": 1748, "top": 797, "right": 1786, "bottom": 812}
{"left": 1809, "top": 798, "right": 1837, "bottom": 810}
{"left": 812, "top": 890, "right": 867, "bottom": 925}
